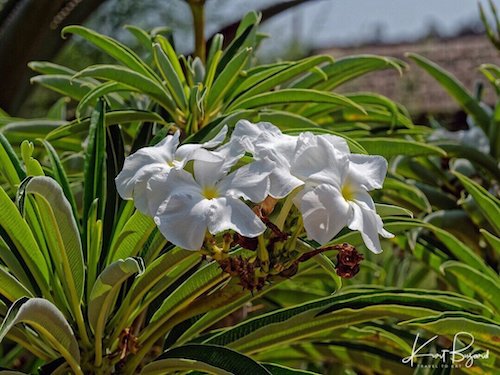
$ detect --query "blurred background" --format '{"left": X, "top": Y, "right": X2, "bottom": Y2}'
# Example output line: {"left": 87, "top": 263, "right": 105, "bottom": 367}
{"left": 1, "top": 0, "right": 500, "bottom": 122}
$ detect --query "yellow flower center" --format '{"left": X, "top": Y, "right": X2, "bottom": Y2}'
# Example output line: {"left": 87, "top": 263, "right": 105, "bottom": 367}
{"left": 341, "top": 182, "right": 356, "bottom": 202}
{"left": 202, "top": 186, "right": 219, "bottom": 200}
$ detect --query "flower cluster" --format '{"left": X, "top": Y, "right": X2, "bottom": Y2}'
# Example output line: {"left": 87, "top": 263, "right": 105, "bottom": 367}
{"left": 115, "top": 120, "right": 393, "bottom": 256}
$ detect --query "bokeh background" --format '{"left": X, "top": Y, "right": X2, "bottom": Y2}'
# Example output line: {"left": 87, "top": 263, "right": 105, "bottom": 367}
{"left": 1, "top": 0, "right": 500, "bottom": 123}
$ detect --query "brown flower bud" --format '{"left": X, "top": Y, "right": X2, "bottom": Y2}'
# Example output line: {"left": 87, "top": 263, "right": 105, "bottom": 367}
{"left": 337, "top": 244, "right": 364, "bottom": 268}
{"left": 336, "top": 263, "right": 360, "bottom": 279}
{"left": 336, "top": 244, "right": 363, "bottom": 279}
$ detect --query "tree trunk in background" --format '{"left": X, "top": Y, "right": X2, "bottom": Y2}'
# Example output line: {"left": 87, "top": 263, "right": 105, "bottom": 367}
{"left": 0, "top": 0, "right": 105, "bottom": 115}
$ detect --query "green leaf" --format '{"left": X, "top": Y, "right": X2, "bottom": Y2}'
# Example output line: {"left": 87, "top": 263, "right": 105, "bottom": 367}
{"left": 313, "top": 253, "right": 342, "bottom": 291}
{"left": 74, "top": 65, "right": 175, "bottom": 113}
{"left": 0, "top": 237, "right": 32, "bottom": 292}
{"left": 2, "top": 119, "right": 67, "bottom": 142}
{"left": 407, "top": 53, "right": 490, "bottom": 133}
{"left": 0, "top": 186, "right": 50, "bottom": 296}
{"left": 75, "top": 81, "right": 127, "bottom": 118}
{"left": 88, "top": 257, "right": 144, "bottom": 335}
{"left": 383, "top": 178, "right": 432, "bottom": 213}
{"left": 358, "top": 138, "right": 446, "bottom": 158}
{"left": 375, "top": 203, "right": 413, "bottom": 218}
{"left": 83, "top": 101, "right": 106, "bottom": 236}
{"left": 20, "top": 176, "right": 85, "bottom": 311}
{"left": 480, "top": 229, "right": 500, "bottom": 255}
{"left": 228, "top": 89, "right": 366, "bottom": 114}
{"left": 107, "top": 210, "right": 156, "bottom": 263}
{"left": 88, "top": 257, "right": 144, "bottom": 367}
{"left": 62, "top": 26, "right": 156, "bottom": 80}
{"left": 86, "top": 199, "right": 102, "bottom": 302}
{"left": 256, "top": 110, "right": 317, "bottom": 129}
{"left": 229, "top": 64, "right": 289, "bottom": 101}
{"left": 437, "top": 142, "right": 500, "bottom": 181}
{"left": 140, "top": 259, "right": 231, "bottom": 344}
{"left": 0, "top": 298, "right": 81, "bottom": 374}
{"left": 142, "top": 344, "right": 271, "bottom": 375}
{"left": 205, "top": 290, "right": 484, "bottom": 354}
{"left": 47, "top": 97, "right": 69, "bottom": 120}
{"left": 453, "top": 171, "right": 500, "bottom": 235}
{"left": 423, "top": 221, "right": 497, "bottom": 279}
{"left": 28, "top": 61, "right": 76, "bottom": 75}
{"left": 21, "top": 141, "right": 44, "bottom": 176}
{"left": 30, "top": 75, "right": 92, "bottom": 101}
{"left": 109, "top": 248, "right": 198, "bottom": 338}
{"left": 40, "top": 140, "right": 79, "bottom": 223}
{"left": 292, "top": 55, "right": 405, "bottom": 90}
{"left": 125, "top": 25, "right": 153, "bottom": 53}
{"left": 263, "top": 363, "right": 319, "bottom": 374}
{"left": 153, "top": 43, "right": 187, "bottom": 110}
{"left": 0, "top": 267, "right": 33, "bottom": 302}
{"left": 400, "top": 311, "right": 500, "bottom": 355}
{"left": 217, "top": 17, "right": 258, "bottom": 76}
{"left": 440, "top": 261, "right": 500, "bottom": 312}
{"left": 207, "top": 47, "right": 252, "bottom": 110}
{"left": 46, "top": 110, "right": 168, "bottom": 141}
{"left": 231, "top": 55, "right": 333, "bottom": 105}
{"left": 154, "top": 35, "right": 186, "bottom": 87}
{"left": 0, "top": 133, "right": 26, "bottom": 188}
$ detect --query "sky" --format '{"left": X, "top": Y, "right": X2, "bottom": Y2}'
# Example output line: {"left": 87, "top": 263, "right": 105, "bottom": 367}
{"left": 242, "top": 0, "right": 500, "bottom": 57}
{"left": 88, "top": 0, "right": 500, "bottom": 58}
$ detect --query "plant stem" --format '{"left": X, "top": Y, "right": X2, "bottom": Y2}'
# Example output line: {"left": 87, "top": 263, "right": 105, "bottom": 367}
{"left": 275, "top": 188, "right": 300, "bottom": 231}
{"left": 188, "top": 0, "right": 206, "bottom": 63}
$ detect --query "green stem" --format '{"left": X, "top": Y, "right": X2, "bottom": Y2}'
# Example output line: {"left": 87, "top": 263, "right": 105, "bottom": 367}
{"left": 257, "top": 235, "right": 269, "bottom": 264}
{"left": 188, "top": 0, "right": 206, "bottom": 63}
{"left": 286, "top": 215, "right": 304, "bottom": 252}
{"left": 275, "top": 188, "right": 300, "bottom": 231}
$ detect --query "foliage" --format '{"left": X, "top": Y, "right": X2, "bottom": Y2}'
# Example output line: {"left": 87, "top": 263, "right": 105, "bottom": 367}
{"left": 0, "top": 4, "right": 498, "bottom": 375}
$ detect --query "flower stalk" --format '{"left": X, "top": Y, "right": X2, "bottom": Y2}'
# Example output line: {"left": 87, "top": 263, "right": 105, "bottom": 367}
{"left": 187, "top": 0, "right": 206, "bottom": 63}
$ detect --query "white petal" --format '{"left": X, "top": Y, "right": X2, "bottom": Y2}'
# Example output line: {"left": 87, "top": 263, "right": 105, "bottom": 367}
{"left": 175, "top": 146, "right": 222, "bottom": 168}
{"left": 232, "top": 120, "right": 282, "bottom": 143}
{"left": 268, "top": 169, "right": 304, "bottom": 199}
{"left": 347, "top": 154, "right": 388, "bottom": 191}
{"left": 148, "top": 169, "right": 201, "bottom": 216}
{"left": 232, "top": 120, "right": 297, "bottom": 160}
{"left": 206, "top": 197, "right": 266, "bottom": 237}
{"left": 218, "top": 159, "right": 274, "bottom": 203}
{"left": 319, "top": 134, "right": 350, "bottom": 155}
{"left": 146, "top": 173, "right": 169, "bottom": 216}
{"left": 297, "top": 184, "right": 350, "bottom": 245}
{"left": 201, "top": 125, "right": 228, "bottom": 148}
{"left": 291, "top": 133, "right": 348, "bottom": 187}
{"left": 115, "top": 132, "right": 179, "bottom": 199}
{"left": 194, "top": 158, "right": 228, "bottom": 188}
{"left": 154, "top": 183, "right": 208, "bottom": 251}
{"left": 347, "top": 202, "right": 393, "bottom": 254}
{"left": 173, "top": 126, "right": 228, "bottom": 167}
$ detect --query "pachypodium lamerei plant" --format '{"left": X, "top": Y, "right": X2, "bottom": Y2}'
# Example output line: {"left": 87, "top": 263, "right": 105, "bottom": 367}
{"left": 0, "top": 3, "right": 499, "bottom": 374}
{"left": 116, "top": 119, "right": 393, "bottom": 288}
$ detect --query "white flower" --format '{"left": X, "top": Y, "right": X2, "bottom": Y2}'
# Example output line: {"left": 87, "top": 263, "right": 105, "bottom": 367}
{"left": 229, "top": 120, "right": 392, "bottom": 253}
{"left": 230, "top": 120, "right": 349, "bottom": 198}
{"left": 292, "top": 134, "right": 393, "bottom": 253}
{"left": 115, "top": 127, "right": 227, "bottom": 215}
{"left": 151, "top": 156, "right": 274, "bottom": 250}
